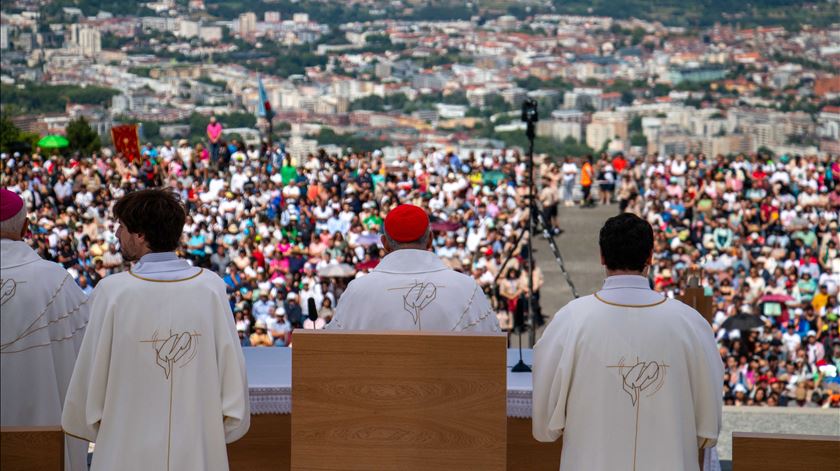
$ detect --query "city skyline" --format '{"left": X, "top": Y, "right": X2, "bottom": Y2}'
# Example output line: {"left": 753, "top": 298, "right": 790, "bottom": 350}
{"left": 1, "top": 0, "right": 838, "bottom": 158}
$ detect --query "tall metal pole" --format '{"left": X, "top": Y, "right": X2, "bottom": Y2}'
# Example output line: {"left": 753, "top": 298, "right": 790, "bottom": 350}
{"left": 526, "top": 120, "right": 536, "bottom": 348}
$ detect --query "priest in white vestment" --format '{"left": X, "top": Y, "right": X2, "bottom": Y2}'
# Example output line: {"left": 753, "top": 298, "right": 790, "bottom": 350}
{"left": 62, "top": 189, "right": 249, "bottom": 471}
{"left": 533, "top": 213, "right": 723, "bottom": 471}
{"left": 328, "top": 204, "right": 499, "bottom": 332}
{"left": 1, "top": 189, "right": 90, "bottom": 471}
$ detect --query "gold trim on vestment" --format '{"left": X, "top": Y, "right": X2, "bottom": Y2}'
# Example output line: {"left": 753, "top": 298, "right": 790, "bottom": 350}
{"left": 63, "top": 428, "right": 94, "bottom": 442}
{"left": 128, "top": 268, "right": 204, "bottom": 283}
{"left": 594, "top": 292, "right": 667, "bottom": 308}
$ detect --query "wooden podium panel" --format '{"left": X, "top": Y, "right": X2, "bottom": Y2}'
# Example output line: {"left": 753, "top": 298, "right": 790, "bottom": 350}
{"left": 732, "top": 432, "right": 840, "bottom": 471}
{"left": 678, "top": 286, "right": 714, "bottom": 325}
{"left": 291, "top": 331, "right": 507, "bottom": 471}
{"left": 0, "top": 426, "right": 64, "bottom": 471}
{"left": 227, "top": 414, "right": 291, "bottom": 471}
{"left": 506, "top": 418, "right": 562, "bottom": 470}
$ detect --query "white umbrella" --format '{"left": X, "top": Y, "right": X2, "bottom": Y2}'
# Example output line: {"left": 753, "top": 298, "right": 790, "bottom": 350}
{"left": 317, "top": 263, "right": 357, "bottom": 278}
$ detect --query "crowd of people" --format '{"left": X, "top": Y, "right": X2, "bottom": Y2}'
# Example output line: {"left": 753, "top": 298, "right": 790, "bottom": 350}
{"left": 0, "top": 119, "right": 551, "bottom": 347}
{"left": 582, "top": 152, "right": 840, "bottom": 409}
{"left": 2, "top": 116, "right": 838, "bottom": 409}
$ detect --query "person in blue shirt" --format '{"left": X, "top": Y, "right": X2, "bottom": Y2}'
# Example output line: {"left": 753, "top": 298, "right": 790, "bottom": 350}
{"left": 448, "top": 152, "right": 461, "bottom": 172}
{"left": 252, "top": 291, "right": 276, "bottom": 324}
{"left": 223, "top": 265, "right": 244, "bottom": 293}
{"left": 77, "top": 274, "right": 94, "bottom": 296}
{"left": 187, "top": 228, "right": 206, "bottom": 261}
{"left": 237, "top": 326, "right": 251, "bottom": 347}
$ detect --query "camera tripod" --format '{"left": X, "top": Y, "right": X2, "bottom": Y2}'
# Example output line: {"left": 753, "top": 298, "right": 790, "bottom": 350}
{"left": 494, "top": 99, "right": 580, "bottom": 370}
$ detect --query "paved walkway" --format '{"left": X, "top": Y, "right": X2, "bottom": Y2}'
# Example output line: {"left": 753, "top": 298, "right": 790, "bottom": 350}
{"left": 511, "top": 203, "right": 618, "bottom": 347}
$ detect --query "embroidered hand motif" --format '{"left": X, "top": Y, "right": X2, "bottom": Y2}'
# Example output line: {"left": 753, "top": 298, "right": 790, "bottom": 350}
{"left": 141, "top": 330, "right": 201, "bottom": 379}
{"left": 621, "top": 361, "right": 661, "bottom": 406}
{"left": 140, "top": 329, "right": 201, "bottom": 471}
{"left": 155, "top": 332, "right": 195, "bottom": 379}
{"left": 388, "top": 281, "right": 445, "bottom": 330}
{"left": 608, "top": 357, "right": 670, "bottom": 471}
{"left": 0, "top": 278, "right": 19, "bottom": 306}
{"left": 403, "top": 281, "right": 437, "bottom": 325}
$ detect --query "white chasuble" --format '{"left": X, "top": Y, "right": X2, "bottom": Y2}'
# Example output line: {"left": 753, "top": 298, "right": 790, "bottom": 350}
{"left": 1, "top": 239, "right": 90, "bottom": 471}
{"left": 327, "top": 249, "right": 499, "bottom": 332}
{"left": 62, "top": 264, "right": 249, "bottom": 471}
{"left": 533, "top": 276, "right": 723, "bottom": 471}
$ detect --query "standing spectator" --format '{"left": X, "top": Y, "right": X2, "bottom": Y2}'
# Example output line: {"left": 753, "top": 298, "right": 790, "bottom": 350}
{"left": 580, "top": 155, "right": 594, "bottom": 208}
{"left": 539, "top": 177, "right": 561, "bottom": 234}
{"left": 207, "top": 116, "right": 223, "bottom": 166}
{"left": 561, "top": 157, "right": 578, "bottom": 206}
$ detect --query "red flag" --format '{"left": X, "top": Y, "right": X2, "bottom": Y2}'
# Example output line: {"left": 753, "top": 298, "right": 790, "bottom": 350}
{"left": 111, "top": 124, "right": 140, "bottom": 162}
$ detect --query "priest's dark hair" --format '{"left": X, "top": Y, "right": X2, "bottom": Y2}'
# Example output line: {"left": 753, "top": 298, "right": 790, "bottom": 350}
{"left": 113, "top": 188, "right": 186, "bottom": 253}
{"left": 599, "top": 212, "right": 654, "bottom": 273}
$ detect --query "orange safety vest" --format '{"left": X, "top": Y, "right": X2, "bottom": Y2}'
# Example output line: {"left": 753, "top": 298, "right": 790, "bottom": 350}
{"left": 581, "top": 162, "right": 593, "bottom": 186}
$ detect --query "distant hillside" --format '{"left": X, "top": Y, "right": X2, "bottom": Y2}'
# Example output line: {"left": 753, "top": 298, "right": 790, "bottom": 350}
{"left": 33, "top": 0, "right": 840, "bottom": 29}
{"left": 538, "top": 0, "right": 840, "bottom": 28}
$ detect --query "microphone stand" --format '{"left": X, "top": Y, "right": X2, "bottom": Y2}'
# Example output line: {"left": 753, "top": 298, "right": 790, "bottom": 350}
{"left": 511, "top": 327, "right": 531, "bottom": 372}
{"left": 511, "top": 284, "right": 531, "bottom": 373}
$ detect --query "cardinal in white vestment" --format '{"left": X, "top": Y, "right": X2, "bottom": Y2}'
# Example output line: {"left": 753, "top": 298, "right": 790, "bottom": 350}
{"left": 533, "top": 213, "right": 723, "bottom": 471}
{"left": 62, "top": 189, "right": 249, "bottom": 471}
{"left": 1, "top": 189, "right": 90, "bottom": 471}
{"left": 328, "top": 204, "right": 499, "bottom": 332}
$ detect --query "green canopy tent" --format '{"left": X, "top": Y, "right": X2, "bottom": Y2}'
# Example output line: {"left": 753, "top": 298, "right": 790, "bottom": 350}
{"left": 37, "top": 135, "right": 69, "bottom": 149}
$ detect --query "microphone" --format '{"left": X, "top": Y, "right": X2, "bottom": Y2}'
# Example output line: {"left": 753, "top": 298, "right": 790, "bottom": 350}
{"left": 511, "top": 295, "right": 531, "bottom": 373}
{"left": 307, "top": 297, "right": 318, "bottom": 323}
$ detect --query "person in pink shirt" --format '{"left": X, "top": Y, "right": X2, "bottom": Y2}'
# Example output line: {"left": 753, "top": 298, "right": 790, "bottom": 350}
{"left": 206, "top": 116, "right": 223, "bottom": 165}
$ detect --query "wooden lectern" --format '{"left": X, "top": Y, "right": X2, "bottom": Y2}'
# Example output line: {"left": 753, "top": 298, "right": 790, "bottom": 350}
{"left": 0, "top": 426, "right": 64, "bottom": 471}
{"left": 678, "top": 275, "right": 714, "bottom": 325}
{"left": 291, "top": 331, "right": 507, "bottom": 471}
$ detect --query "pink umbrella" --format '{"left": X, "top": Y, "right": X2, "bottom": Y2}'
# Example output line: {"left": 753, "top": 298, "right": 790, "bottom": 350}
{"left": 430, "top": 220, "right": 460, "bottom": 232}
{"left": 760, "top": 294, "right": 795, "bottom": 303}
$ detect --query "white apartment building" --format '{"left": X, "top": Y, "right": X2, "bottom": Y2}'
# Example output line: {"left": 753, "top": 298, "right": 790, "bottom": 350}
{"left": 586, "top": 111, "right": 628, "bottom": 150}
{"left": 178, "top": 20, "right": 199, "bottom": 39}
{"left": 537, "top": 120, "right": 582, "bottom": 142}
{"left": 238, "top": 12, "right": 257, "bottom": 37}
{"left": 68, "top": 24, "right": 101, "bottom": 57}
{"left": 199, "top": 26, "right": 222, "bottom": 43}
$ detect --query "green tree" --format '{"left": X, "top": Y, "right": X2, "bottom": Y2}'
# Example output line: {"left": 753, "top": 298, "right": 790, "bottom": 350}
{"left": 442, "top": 91, "right": 469, "bottom": 106}
{"left": 140, "top": 121, "right": 160, "bottom": 141}
{"left": 0, "top": 114, "right": 20, "bottom": 153}
{"left": 188, "top": 112, "right": 211, "bottom": 139}
{"left": 66, "top": 117, "right": 101, "bottom": 154}
{"left": 630, "top": 133, "right": 648, "bottom": 147}
{"left": 224, "top": 112, "right": 257, "bottom": 128}
{"left": 1, "top": 114, "right": 39, "bottom": 153}
{"left": 0, "top": 83, "right": 119, "bottom": 115}
{"left": 652, "top": 83, "right": 671, "bottom": 97}
{"left": 128, "top": 67, "right": 152, "bottom": 78}
{"left": 629, "top": 116, "right": 643, "bottom": 133}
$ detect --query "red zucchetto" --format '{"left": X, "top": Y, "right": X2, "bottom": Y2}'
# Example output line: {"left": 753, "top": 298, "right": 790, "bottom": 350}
{"left": 384, "top": 204, "right": 429, "bottom": 243}
{"left": 0, "top": 188, "right": 24, "bottom": 222}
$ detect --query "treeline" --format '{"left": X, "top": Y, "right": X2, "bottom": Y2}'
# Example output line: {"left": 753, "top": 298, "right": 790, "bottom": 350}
{"left": 0, "top": 83, "right": 120, "bottom": 116}
{"left": 307, "top": 127, "right": 389, "bottom": 154}
{"left": 135, "top": 111, "right": 258, "bottom": 144}
{"left": 548, "top": 0, "right": 839, "bottom": 28}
